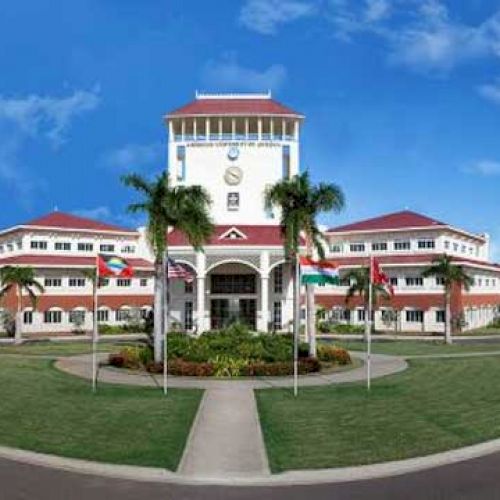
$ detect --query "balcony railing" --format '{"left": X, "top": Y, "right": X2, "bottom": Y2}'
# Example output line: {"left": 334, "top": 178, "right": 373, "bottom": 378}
{"left": 172, "top": 133, "right": 296, "bottom": 142}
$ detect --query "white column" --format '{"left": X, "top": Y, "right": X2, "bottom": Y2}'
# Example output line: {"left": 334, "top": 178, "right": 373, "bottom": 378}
{"left": 258, "top": 118, "right": 262, "bottom": 141}
{"left": 196, "top": 252, "right": 206, "bottom": 334}
{"left": 181, "top": 119, "right": 186, "bottom": 142}
{"left": 293, "top": 120, "right": 299, "bottom": 141}
{"left": 258, "top": 251, "right": 270, "bottom": 332}
{"left": 270, "top": 118, "right": 274, "bottom": 140}
{"left": 245, "top": 117, "right": 249, "bottom": 139}
{"left": 218, "top": 118, "right": 222, "bottom": 140}
{"left": 193, "top": 118, "right": 197, "bottom": 141}
{"left": 206, "top": 118, "right": 210, "bottom": 140}
{"left": 282, "top": 118, "right": 286, "bottom": 140}
{"left": 168, "top": 120, "right": 174, "bottom": 142}
{"left": 231, "top": 118, "right": 236, "bottom": 140}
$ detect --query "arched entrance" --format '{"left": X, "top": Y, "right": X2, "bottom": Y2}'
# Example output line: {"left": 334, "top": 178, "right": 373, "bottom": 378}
{"left": 206, "top": 261, "right": 259, "bottom": 330}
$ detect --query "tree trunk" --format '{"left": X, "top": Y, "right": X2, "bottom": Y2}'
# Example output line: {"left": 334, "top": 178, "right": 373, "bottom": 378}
{"left": 445, "top": 291, "right": 452, "bottom": 345}
{"left": 306, "top": 283, "right": 316, "bottom": 357}
{"left": 153, "top": 259, "right": 163, "bottom": 363}
{"left": 15, "top": 285, "right": 22, "bottom": 344}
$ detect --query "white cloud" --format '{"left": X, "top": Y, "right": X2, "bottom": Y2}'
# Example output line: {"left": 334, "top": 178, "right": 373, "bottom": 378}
{"left": 478, "top": 78, "right": 500, "bottom": 104}
{"left": 0, "top": 86, "right": 100, "bottom": 147}
{"left": 464, "top": 159, "right": 500, "bottom": 176}
{"left": 101, "top": 142, "right": 163, "bottom": 171}
{"left": 72, "top": 206, "right": 145, "bottom": 229}
{"left": 0, "top": 87, "right": 99, "bottom": 205}
{"left": 202, "top": 54, "right": 287, "bottom": 92}
{"left": 73, "top": 206, "right": 112, "bottom": 220}
{"left": 328, "top": 1, "right": 500, "bottom": 73}
{"left": 239, "top": 0, "right": 315, "bottom": 35}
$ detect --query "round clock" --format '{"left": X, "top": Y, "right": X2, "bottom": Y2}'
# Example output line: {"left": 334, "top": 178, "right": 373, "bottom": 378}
{"left": 224, "top": 166, "right": 243, "bottom": 186}
{"left": 227, "top": 146, "right": 239, "bottom": 161}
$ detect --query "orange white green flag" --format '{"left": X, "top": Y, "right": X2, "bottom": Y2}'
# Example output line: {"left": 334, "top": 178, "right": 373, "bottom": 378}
{"left": 299, "top": 256, "right": 339, "bottom": 285}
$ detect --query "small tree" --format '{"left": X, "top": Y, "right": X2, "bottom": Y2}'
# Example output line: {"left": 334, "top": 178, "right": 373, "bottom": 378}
{"left": 422, "top": 254, "right": 473, "bottom": 344}
{"left": 344, "top": 267, "right": 391, "bottom": 339}
{"left": 0, "top": 266, "right": 44, "bottom": 342}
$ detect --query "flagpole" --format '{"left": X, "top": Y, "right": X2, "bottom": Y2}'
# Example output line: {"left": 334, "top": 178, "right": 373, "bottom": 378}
{"left": 293, "top": 252, "right": 300, "bottom": 397}
{"left": 92, "top": 255, "right": 98, "bottom": 393}
{"left": 163, "top": 249, "right": 168, "bottom": 396}
{"left": 367, "top": 256, "right": 373, "bottom": 391}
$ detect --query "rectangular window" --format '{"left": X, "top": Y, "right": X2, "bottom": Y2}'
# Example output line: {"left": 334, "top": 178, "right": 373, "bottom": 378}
{"left": 350, "top": 243, "right": 365, "bottom": 252}
{"left": 405, "top": 277, "right": 423, "bottom": 286}
{"left": 282, "top": 145, "right": 290, "bottom": 178}
{"left": 23, "top": 310, "right": 33, "bottom": 324}
{"left": 184, "top": 280, "right": 193, "bottom": 293}
{"left": 227, "top": 192, "right": 240, "bottom": 211}
{"left": 436, "top": 310, "right": 445, "bottom": 323}
{"left": 44, "top": 310, "right": 62, "bottom": 323}
{"left": 211, "top": 274, "right": 256, "bottom": 294}
{"left": 406, "top": 310, "right": 423, "bottom": 323}
{"left": 140, "top": 278, "right": 148, "bottom": 287}
{"left": 121, "top": 245, "right": 135, "bottom": 254}
{"left": 55, "top": 242, "right": 71, "bottom": 251}
{"left": 390, "top": 277, "right": 398, "bottom": 286}
{"left": 372, "top": 242, "right": 387, "bottom": 251}
{"left": 99, "top": 244, "right": 114, "bottom": 253}
{"left": 117, "top": 279, "right": 131, "bottom": 287}
{"left": 97, "top": 309, "right": 109, "bottom": 322}
{"left": 394, "top": 240, "right": 411, "bottom": 251}
{"left": 436, "top": 277, "right": 445, "bottom": 285}
{"left": 184, "top": 301, "right": 193, "bottom": 331}
{"left": 272, "top": 301, "right": 282, "bottom": 330}
{"left": 77, "top": 242, "right": 93, "bottom": 252}
{"left": 330, "top": 244, "right": 342, "bottom": 253}
{"left": 115, "top": 309, "right": 130, "bottom": 321}
{"left": 30, "top": 240, "right": 47, "bottom": 250}
{"left": 274, "top": 265, "right": 283, "bottom": 294}
{"left": 69, "top": 310, "right": 85, "bottom": 323}
{"left": 44, "top": 278, "right": 62, "bottom": 287}
{"left": 453, "top": 243, "right": 459, "bottom": 251}
{"left": 68, "top": 278, "right": 86, "bottom": 287}
{"left": 444, "top": 240, "right": 450, "bottom": 250}
{"left": 357, "top": 309, "right": 365, "bottom": 321}
{"left": 418, "top": 239, "right": 435, "bottom": 249}
{"left": 99, "top": 278, "right": 109, "bottom": 287}
{"left": 177, "top": 145, "right": 186, "bottom": 181}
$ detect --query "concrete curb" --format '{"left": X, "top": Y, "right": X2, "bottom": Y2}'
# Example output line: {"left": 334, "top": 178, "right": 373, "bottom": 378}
{"left": 2, "top": 437, "right": 500, "bottom": 486}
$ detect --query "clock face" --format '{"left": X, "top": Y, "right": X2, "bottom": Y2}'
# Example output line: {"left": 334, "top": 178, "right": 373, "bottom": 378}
{"left": 224, "top": 166, "right": 243, "bottom": 186}
{"left": 228, "top": 146, "right": 239, "bottom": 161}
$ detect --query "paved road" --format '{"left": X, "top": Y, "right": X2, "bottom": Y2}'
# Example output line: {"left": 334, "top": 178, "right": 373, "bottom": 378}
{"left": 2, "top": 453, "right": 500, "bottom": 500}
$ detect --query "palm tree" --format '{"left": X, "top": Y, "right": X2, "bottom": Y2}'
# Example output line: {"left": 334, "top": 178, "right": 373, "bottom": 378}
{"left": 265, "top": 171, "right": 345, "bottom": 357}
{"left": 345, "top": 267, "right": 391, "bottom": 339}
{"left": 122, "top": 172, "right": 213, "bottom": 363}
{"left": 422, "top": 254, "right": 473, "bottom": 344}
{"left": 0, "top": 266, "right": 44, "bottom": 342}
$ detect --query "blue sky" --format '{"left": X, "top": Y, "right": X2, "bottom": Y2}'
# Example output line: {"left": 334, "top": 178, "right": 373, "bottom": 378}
{"left": 1, "top": 0, "right": 500, "bottom": 258}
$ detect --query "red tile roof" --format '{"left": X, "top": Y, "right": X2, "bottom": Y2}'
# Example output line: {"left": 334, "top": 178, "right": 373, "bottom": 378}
{"left": 167, "top": 98, "right": 302, "bottom": 117}
{"left": 328, "top": 211, "right": 447, "bottom": 233}
{"left": 20, "top": 212, "right": 136, "bottom": 233}
{"left": 0, "top": 255, "right": 153, "bottom": 270}
{"left": 168, "top": 225, "right": 304, "bottom": 247}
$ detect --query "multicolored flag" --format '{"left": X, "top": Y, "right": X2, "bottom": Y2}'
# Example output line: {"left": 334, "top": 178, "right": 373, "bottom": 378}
{"left": 372, "top": 258, "right": 394, "bottom": 296}
{"left": 97, "top": 254, "right": 134, "bottom": 278}
{"left": 167, "top": 257, "right": 194, "bottom": 282}
{"left": 300, "top": 256, "right": 340, "bottom": 285}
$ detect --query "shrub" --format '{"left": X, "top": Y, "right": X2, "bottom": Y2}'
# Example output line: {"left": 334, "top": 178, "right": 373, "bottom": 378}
{"left": 318, "top": 323, "right": 364, "bottom": 334}
{"left": 317, "top": 345, "right": 351, "bottom": 365}
{"left": 210, "top": 355, "right": 249, "bottom": 377}
{"left": 108, "top": 345, "right": 151, "bottom": 369}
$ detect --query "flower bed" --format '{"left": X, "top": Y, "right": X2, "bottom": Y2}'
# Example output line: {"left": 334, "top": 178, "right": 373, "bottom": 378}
{"left": 108, "top": 323, "right": 351, "bottom": 377}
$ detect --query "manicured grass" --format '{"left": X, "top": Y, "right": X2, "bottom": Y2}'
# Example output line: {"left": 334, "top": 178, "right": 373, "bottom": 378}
{"left": 331, "top": 340, "right": 500, "bottom": 356}
{"left": 0, "top": 341, "right": 137, "bottom": 357}
{"left": 0, "top": 357, "right": 202, "bottom": 470}
{"left": 256, "top": 357, "right": 500, "bottom": 472}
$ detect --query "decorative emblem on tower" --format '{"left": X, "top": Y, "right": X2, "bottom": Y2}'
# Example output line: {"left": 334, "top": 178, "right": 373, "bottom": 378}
{"left": 227, "top": 146, "right": 239, "bottom": 161}
{"left": 224, "top": 166, "right": 243, "bottom": 186}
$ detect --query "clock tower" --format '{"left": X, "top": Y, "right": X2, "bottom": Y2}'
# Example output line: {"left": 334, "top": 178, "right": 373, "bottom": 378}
{"left": 165, "top": 92, "right": 302, "bottom": 224}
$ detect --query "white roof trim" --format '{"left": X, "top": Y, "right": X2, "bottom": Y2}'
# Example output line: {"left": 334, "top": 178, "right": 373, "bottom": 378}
{"left": 218, "top": 227, "right": 248, "bottom": 241}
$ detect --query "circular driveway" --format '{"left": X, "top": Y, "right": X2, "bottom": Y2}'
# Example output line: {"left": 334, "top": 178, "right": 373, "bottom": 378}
{"left": 2, "top": 451, "right": 500, "bottom": 500}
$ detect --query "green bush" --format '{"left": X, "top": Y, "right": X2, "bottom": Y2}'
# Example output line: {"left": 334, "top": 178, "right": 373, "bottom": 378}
{"left": 318, "top": 323, "right": 364, "bottom": 334}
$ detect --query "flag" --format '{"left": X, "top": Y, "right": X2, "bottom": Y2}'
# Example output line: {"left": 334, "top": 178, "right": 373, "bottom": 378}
{"left": 167, "top": 257, "right": 193, "bottom": 282}
{"left": 98, "top": 254, "right": 134, "bottom": 278}
{"left": 300, "top": 256, "right": 340, "bottom": 285}
{"left": 372, "top": 258, "right": 394, "bottom": 295}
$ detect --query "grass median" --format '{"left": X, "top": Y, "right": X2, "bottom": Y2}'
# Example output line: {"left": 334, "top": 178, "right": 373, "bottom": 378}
{"left": 256, "top": 356, "right": 500, "bottom": 472}
{"left": 0, "top": 357, "right": 202, "bottom": 470}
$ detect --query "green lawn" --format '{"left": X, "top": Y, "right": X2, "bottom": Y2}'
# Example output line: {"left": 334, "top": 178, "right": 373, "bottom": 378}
{"left": 331, "top": 340, "right": 500, "bottom": 356}
{"left": 0, "top": 357, "right": 202, "bottom": 470}
{"left": 256, "top": 357, "right": 500, "bottom": 472}
{"left": 0, "top": 341, "right": 136, "bottom": 357}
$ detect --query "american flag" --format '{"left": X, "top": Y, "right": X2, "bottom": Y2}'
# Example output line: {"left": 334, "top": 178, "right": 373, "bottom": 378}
{"left": 167, "top": 257, "right": 194, "bottom": 282}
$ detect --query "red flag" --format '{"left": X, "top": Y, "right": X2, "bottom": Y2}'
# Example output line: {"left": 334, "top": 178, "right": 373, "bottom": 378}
{"left": 372, "top": 258, "right": 394, "bottom": 296}
{"left": 98, "top": 254, "right": 134, "bottom": 278}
